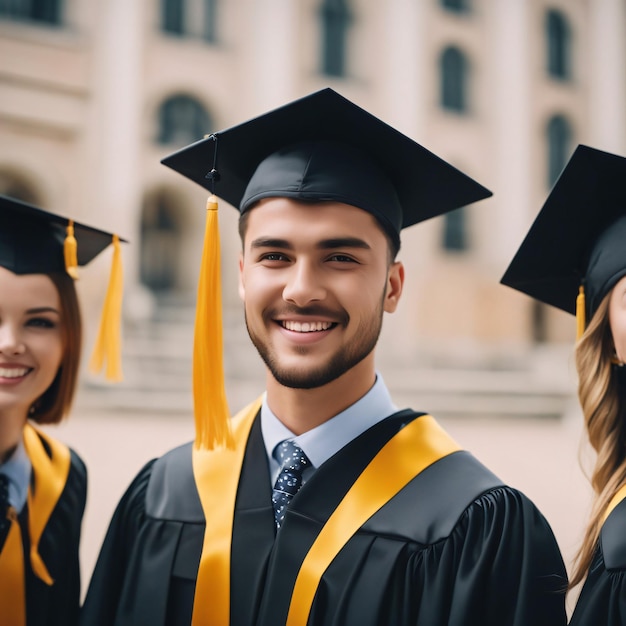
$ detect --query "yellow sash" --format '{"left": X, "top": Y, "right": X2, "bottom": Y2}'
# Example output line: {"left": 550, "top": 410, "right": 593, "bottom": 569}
{"left": 191, "top": 401, "right": 461, "bottom": 626}
{"left": 603, "top": 484, "right": 626, "bottom": 523}
{"left": 0, "top": 424, "right": 71, "bottom": 626}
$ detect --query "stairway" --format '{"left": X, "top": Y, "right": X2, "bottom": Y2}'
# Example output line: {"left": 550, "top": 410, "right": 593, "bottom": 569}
{"left": 80, "top": 296, "right": 575, "bottom": 421}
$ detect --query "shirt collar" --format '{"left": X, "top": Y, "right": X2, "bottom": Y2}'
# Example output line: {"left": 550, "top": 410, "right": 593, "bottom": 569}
{"left": 261, "top": 373, "right": 398, "bottom": 476}
{"left": 0, "top": 436, "right": 31, "bottom": 513}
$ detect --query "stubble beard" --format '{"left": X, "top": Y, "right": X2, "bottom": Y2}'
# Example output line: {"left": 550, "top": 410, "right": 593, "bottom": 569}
{"left": 244, "top": 296, "right": 386, "bottom": 390}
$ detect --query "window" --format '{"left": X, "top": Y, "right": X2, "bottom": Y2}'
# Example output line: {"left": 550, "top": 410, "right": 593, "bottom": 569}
{"left": 532, "top": 301, "right": 548, "bottom": 343}
{"left": 140, "top": 192, "right": 181, "bottom": 292}
{"left": 157, "top": 95, "right": 211, "bottom": 146}
{"left": 0, "top": 0, "right": 62, "bottom": 25}
{"left": 440, "top": 46, "right": 468, "bottom": 113}
{"left": 160, "top": 0, "right": 218, "bottom": 42}
{"left": 319, "top": 0, "right": 351, "bottom": 77}
{"left": 162, "top": 0, "right": 184, "bottom": 35}
{"left": 546, "top": 9, "right": 570, "bottom": 80}
{"left": 546, "top": 115, "right": 572, "bottom": 186}
{"left": 440, "top": 0, "right": 469, "bottom": 13}
{"left": 442, "top": 207, "right": 468, "bottom": 252}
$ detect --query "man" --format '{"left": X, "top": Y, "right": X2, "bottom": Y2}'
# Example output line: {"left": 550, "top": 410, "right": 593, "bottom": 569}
{"left": 80, "top": 89, "right": 567, "bottom": 626}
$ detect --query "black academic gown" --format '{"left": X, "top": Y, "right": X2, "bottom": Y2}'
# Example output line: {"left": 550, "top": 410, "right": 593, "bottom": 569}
{"left": 569, "top": 498, "right": 626, "bottom": 625}
{"left": 80, "top": 410, "right": 567, "bottom": 626}
{"left": 1, "top": 447, "right": 86, "bottom": 626}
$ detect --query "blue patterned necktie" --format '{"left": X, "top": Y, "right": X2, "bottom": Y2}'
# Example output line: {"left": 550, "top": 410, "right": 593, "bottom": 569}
{"left": 0, "top": 474, "right": 11, "bottom": 552}
{"left": 272, "top": 440, "right": 311, "bottom": 530}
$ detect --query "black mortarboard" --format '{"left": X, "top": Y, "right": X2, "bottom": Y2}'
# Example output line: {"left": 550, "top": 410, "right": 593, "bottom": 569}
{"left": 501, "top": 145, "right": 626, "bottom": 335}
{"left": 0, "top": 194, "right": 119, "bottom": 275}
{"left": 159, "top": 88, "right": 493, "bottom": 450}
{"left": 0, "top": 194, "right": 126, "bottom": 381}
{"left": 161, "top": 87, "right": 492, "bottom": 244}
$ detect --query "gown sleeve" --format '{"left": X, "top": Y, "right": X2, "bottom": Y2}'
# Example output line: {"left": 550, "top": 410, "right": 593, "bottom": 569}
{"left": 79, "top": 460, "right": 155, "bottom": 626}
{"left": 414, "top": 486, "right": 567, "bottom": 626}
{"left": 25, "top": 448, "right": 87, "bottom": 626}
{"left": 569, "top": 550, "right": 626, "bottom": 625}
{"left": 569, "top": 497, "right": 626, "bottom": 626}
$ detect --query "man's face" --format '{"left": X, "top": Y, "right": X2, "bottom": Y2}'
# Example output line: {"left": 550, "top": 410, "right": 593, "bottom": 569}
{"left": 238, "top": 198, "right": 403, "bottom": 389}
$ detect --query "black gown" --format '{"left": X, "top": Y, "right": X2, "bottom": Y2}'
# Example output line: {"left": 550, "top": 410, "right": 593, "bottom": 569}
{"left": 569, "top": 498, "right": 626, "bottom": 625}
{"left": 80, "top": 410, "right": 567, "bottom": 626}
{"left": 1, "top": 443, "right": 86, "bottom": 626}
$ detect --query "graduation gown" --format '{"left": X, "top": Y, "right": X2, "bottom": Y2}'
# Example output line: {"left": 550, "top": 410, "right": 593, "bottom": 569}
{"left": 569, "top": 498, "right": 626, "bottom": 625}
{"left": 0, "top": 436, "right": 86, "bottom": 626}
{"left": 80, "top": 410, "right": 567, "bottom": 626}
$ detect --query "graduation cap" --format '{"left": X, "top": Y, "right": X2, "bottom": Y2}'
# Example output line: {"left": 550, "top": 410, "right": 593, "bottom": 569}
{"left": 161, "top": 88, "right": 493, "bottom": 449}
{"left": 501, "top": 144, "right": 626, "bottom": 339}
{"left": 0, "top": 194, "right": 126, "bottom": 381}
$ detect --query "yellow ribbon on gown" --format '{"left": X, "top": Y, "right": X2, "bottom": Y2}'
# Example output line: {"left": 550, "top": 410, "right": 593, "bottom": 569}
{"left": 191, "top": 402, "right": 460, "bottom": 626}
{"left": 0, "top": 424, "right": 71, "bottom": 626}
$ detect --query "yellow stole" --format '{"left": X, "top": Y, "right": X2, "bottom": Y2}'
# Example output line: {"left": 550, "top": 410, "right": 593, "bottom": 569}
{"left": 0, "top": 424, "right": 71, "bottom": 626}
{"left": 603, "top": 483, "right": 626, "bottom": 523}
{"left": 191, "top": 398, "right": 461, "bottom": 626}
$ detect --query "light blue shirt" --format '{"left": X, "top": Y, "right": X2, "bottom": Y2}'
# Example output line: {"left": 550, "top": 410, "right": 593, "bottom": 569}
{"left": 261, "top": 373, "right": 398, "bottom": 485}
{"left": 0, "top": 436, "right": 31, "bottom": 513}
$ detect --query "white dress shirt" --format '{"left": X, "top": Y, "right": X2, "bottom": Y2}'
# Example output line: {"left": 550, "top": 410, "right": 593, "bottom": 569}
{"left": 0, "top": 436, "right": 31, "bottom": 513}
{"left": 261, "top": 373, "right": 398, "bottom": 485}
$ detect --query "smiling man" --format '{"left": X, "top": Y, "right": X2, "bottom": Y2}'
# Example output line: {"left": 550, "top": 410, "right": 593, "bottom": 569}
{"left": 81, "top": 89, "right": 567, "bottom": 626}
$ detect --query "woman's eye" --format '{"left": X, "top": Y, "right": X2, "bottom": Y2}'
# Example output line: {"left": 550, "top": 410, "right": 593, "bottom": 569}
{"left": 26, "top": 317, "right": 57, "bottom": 329}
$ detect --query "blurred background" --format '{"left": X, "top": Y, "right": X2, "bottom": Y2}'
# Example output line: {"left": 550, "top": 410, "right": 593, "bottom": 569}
{"left": 2, "top": 0, "right": 625, "bottom": 611}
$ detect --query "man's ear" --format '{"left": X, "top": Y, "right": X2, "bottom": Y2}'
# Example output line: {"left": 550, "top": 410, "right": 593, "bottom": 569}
{"left": 384, "top": 261, "right": 404, "bottom": 313}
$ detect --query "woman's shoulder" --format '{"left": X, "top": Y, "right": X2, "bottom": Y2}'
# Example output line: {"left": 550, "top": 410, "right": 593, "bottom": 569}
{"left": 601, "top": 496, "right": 626, "bottom": 571}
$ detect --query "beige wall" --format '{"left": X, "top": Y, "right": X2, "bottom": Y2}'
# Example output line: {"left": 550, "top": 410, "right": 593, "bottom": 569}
{"left": 1, "top": 0, "right": 624, "bottom": 368}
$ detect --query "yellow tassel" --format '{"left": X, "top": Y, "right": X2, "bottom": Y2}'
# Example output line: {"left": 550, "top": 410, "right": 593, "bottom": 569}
{"left": 64, "top": 220, "right": 79, "bottom": 280}
{"left": 576, "top": 284, "right": 586, "bottom": 340}
{"left": 193, "top": 195, "right": 232, "bottom": 450}
{"left": 89, "top": 234, "right": 124, "bottom": 381}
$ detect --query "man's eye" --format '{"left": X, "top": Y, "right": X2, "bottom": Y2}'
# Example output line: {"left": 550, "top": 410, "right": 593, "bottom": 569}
{"left": 262, "top": 253, "right": 288, "bottom": 261}
{"left": 328, "top": 254, "right": 356, "bottom": 263}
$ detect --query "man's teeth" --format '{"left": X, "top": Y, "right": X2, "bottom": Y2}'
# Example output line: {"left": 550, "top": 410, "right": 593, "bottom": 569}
{"left": 0, "top": 367, "right": 29, "bottom": 378}
{"left": 283, "top": 321, "right": 333, "bottom": 332}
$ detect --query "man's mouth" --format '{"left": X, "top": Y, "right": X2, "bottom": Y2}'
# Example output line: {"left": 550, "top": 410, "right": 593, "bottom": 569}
{"left": 281, "top": 321, "right": 335, "bottom": 333}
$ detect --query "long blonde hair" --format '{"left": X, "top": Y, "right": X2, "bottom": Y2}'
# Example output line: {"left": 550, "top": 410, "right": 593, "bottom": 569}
{"left": 571, "top": 292, "right": 626, "bottom": 586}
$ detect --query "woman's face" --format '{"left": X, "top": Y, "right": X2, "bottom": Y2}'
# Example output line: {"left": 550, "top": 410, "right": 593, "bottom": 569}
{"left": 609, "top": 275, "right": 626, "bottom": 363}
{"left": 0, "top": 267, "right": 64, "bottom": 422}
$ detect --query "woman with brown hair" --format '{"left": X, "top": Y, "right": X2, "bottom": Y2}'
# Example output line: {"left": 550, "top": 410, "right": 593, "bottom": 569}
{"left": 0, "top": 194, "right": 124, "bottom": 626}
{"left": 501, "top": 145, "right": 626, "bottom": 624}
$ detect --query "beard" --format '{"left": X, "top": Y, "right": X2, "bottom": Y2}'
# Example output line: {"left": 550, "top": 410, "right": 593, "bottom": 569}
{"left": 244, "top": 295, "right": 386, "bottom": 390}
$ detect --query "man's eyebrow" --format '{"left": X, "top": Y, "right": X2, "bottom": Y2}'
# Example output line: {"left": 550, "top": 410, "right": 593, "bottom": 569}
{"left": 249, "top": 237, "right": 371, "bottom": 250}
{"left": 318, "top": 237, "right": 371, "bottom": 250}
{"left": 249, "top": 238, "right": 293, "bottom": 250}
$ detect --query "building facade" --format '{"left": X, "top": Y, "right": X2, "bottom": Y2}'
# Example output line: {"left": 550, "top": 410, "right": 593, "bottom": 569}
{"left": 1, "top": 0, "right": 624, "bottom": 410}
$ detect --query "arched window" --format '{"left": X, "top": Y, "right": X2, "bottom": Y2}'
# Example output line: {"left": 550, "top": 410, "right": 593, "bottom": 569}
{"left": 440, "top": 0, "right": 469, "bottom": 13}
{"left": 160, "top": 0, "right": 218, "bottom": 41}
{"left": 442, "top": 207, "right": 469, "bottom": 252}
{"left": 0, "top": 173, "right": 39, "bottom": 205}
{"left": 0, "top": 0, "right": 62, "bottom": 25}
{"left": 440, "top": 46, "right": 468, "bottom": 113}
{"left": 157, "top": 95, "right": 211, "bottom": 146}
{"left": 140, "top": 192, "right": 181, "bottom": 292}
{"left": 319, "top": 0, "right": 351, "bottom": 77}
{"left": 546, "top": 9, "right": 571, "bottom": 80}
{"left": 546, "top": 115, "right": 572, "bottom": 186}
